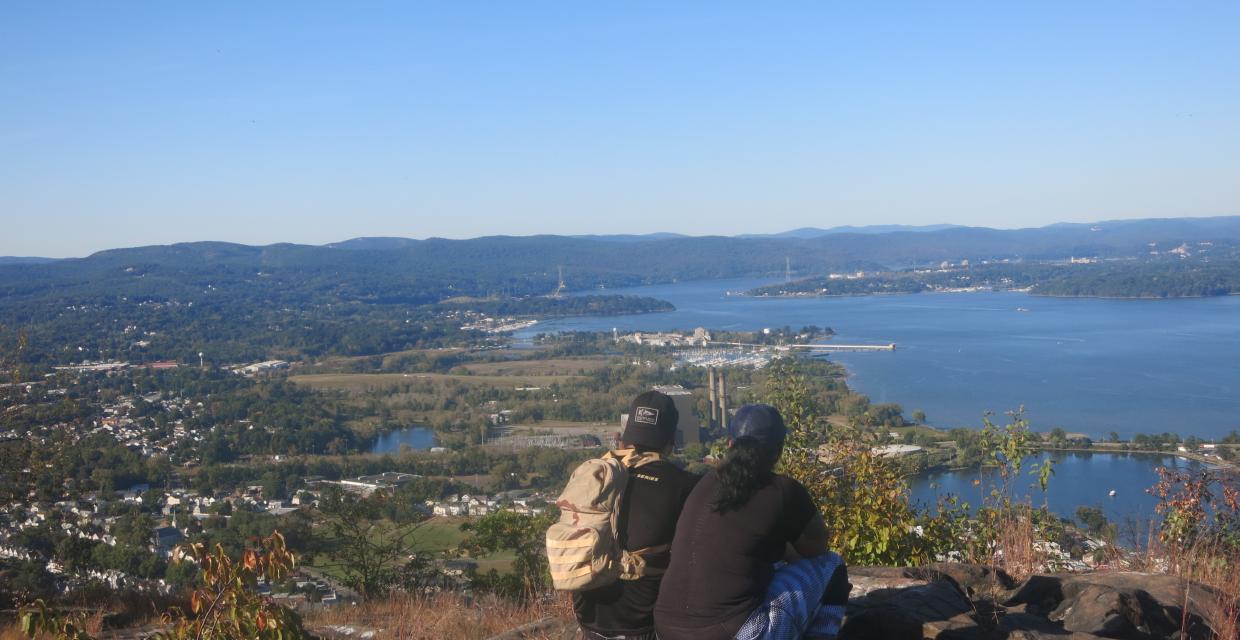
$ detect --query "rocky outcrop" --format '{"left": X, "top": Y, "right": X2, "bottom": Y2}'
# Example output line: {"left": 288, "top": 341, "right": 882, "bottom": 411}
{"left": 479, "top": 564, "right": 1228, "bottom": 640}
{"left": 841, "top": 564, "right": 1226, "bottom": 640}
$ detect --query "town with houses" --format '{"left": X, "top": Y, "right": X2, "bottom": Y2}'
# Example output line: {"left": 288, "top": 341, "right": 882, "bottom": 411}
{"left": 0, "top": 320, "right": 1235, "bottom": 632}
{"left": 0, "top": 358, "right": 568, "bottom": 611}
{"left": 1, "top": 457, "right": 557, "bottom": 607}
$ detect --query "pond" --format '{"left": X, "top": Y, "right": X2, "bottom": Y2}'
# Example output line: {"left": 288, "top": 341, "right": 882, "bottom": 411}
{"left": 371, "top": 426, "right": 437, "bottom": 454}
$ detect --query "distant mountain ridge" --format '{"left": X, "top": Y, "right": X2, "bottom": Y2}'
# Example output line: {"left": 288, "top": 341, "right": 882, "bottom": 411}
{"left": 738, "top": 224, "right": 965, "bottom": 238}
{"left": 567, "top": 232, "right": 688, "bottom": 242}
{"left": 3, "top": 215, "right": 1239, "bottom": 307}
{"left": 324, "top": 216, "right": 1240, "bottom": 249}
{"left": 329, "top": 225, "right": 962, "bottom": 246}
{"left": 325, "top": 237, "right": 421, "bottom": 251}
{"left": 0, "top": 256, "right": 59, "bottom": 265}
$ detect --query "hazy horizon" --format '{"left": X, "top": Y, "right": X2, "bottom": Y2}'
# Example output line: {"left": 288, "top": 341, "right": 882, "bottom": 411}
{"left": 8, "top": 214, "right": 1240, "bottom": 260}
{"left": 5, "top": 3, "right": 1240, "bottom": 257}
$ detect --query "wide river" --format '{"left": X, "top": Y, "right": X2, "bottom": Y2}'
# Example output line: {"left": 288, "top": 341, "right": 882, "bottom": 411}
{"left": 518, "top": 278, "right": 1240, "bottom": 441}
{"left": 373, "top": 281, "right": 1237, "bottom": 523}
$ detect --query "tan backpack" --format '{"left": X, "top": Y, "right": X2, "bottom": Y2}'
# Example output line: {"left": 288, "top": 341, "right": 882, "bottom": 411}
{"left": 545, "top": 448, "right": 668, "bottom": 591}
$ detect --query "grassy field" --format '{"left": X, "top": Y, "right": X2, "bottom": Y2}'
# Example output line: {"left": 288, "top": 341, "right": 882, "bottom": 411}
{"left": 410, "top": 517, "right": 469, "bottom": 552}
{"left": 459, "top": 356, "right": 612, "bottom": 376}
{"left": 291, "top": 372, "right": 579, "bottom": 393}
{"left": 414, "top": 517, "right": 516, "bottom": 573}
{"left": 298, "top": 347, "right": 467, "bottom": 371}
{"left": 303, "top": 516, "right": 518, "bottom": 580}
{"left": 291, "top": 355, "right": 629, "bottom": 445}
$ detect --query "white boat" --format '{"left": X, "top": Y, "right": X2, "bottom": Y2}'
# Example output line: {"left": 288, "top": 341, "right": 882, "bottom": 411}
{"left": 1108, "top": 490, "right": 1117, "bottom": 497}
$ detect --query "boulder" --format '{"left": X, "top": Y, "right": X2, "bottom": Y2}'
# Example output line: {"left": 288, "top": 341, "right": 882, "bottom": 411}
{"left": 1050, "top": 573, "right": 1219, "bottom": 640}
{"left": 849, "top": 565, "right": 931, "bottom": 598}
{"left": 842, "top": 576, "right": 978, "bottom": 639}
{"left": 909, "top": 563, "right": 1016, "bottom": 601}
{"left": 1003, "top": 574, "right": 1067, "bottom": 615}
{"left": 1051, "top": 583, "right": 1160, "bottom": 638}
{"left": 997, "top": 611, "right": 1105, "bottom": 639}
{"left": 479, "top": 565, "right": 1227, "bottom": 640}
{"left": 840, "top": 565, "right": 1226, "bottom": 640}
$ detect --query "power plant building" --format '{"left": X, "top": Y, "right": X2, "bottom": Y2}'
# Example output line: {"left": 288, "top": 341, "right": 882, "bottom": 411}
{"left": 652, "top": 384, "right": 701, "bottom": 446}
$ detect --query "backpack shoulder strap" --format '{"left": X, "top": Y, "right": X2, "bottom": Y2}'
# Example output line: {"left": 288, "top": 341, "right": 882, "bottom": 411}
{"left": 604, "top": 447, "right": 663, "bottom": 470}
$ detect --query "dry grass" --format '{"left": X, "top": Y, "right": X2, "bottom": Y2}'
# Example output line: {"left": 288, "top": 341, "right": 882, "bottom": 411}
{"left": 990, "top": 512, "right": 1052, "bottom": 583}
{"left": 0, "top": 626, "right": 29, "bottom": 640}
{"left": 1164, "top": 540, "right": 1240, "bottom": 640}
{"left": 2, "top": 593, "right": 574, "bottom": 640}
{"left": 83, "top": 610, "right": 104, "bottom": 637}
{"left": 303, "top": 591, "right": 575, "bottom": 640}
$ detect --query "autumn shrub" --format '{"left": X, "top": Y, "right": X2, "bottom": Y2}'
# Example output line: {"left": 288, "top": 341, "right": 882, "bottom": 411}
{"left": 766, "top": 359, "right": 934, "bottom": 565}
{"left": 156, "top": 531, "right": 306, "bottom": 640}
{"left": 765, "top": 359, "right": 1060, "bottom": 570}
{"left": 1148, "top": 468, "right": 1240, "bottom": 639}
{"left": 1149, "top": 467, "right": 1240, "bottom": 558}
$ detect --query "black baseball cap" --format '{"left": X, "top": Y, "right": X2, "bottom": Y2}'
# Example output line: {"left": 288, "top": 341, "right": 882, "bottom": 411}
{"left": 622, "top": 390, "right": 679, "bottom": 450}
{"left": 729, "top": 404, "right": 787, "bottom": 450}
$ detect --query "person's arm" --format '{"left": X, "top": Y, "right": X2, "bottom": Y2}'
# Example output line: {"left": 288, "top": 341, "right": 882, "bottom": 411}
{"left": 790, "top": 512, "right": 829, "bottom": 559}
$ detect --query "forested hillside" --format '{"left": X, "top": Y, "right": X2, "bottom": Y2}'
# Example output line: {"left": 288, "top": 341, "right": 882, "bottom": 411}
{"left": 4, "top": 215, "right": 1240, "bottom": 365}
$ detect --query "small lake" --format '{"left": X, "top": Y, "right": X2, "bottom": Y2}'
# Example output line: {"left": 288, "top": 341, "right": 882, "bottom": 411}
{"left": 371, "top": 426, "right": 437, "bottom": 454}
{"left": 907, "top": 451, "right": 1216, "bottom": 531}
{"left": 518, "top": 278, "right": 1240, "bottom": 441}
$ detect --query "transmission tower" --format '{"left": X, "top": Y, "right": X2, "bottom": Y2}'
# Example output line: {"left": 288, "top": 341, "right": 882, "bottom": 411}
{"left": 550, "top": 265, "right": 566, "bottom": 298}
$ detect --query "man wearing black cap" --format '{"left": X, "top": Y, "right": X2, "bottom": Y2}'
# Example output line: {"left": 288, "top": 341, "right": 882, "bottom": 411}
{"left": 572, "top": 390, "right": 700, "bottom": 640}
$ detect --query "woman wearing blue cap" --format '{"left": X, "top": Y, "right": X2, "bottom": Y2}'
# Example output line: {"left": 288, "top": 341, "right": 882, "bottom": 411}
{"left": 654, "top": 404, "right": 850, "bottom": 640}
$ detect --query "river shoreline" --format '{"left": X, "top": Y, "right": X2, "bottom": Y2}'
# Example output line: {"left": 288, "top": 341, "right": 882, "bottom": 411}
{"left": 521, "top": 280, "right": 1240, "bottom": 440}
{"left": 742, "top": 286, "right": 1240, "bottom": 301}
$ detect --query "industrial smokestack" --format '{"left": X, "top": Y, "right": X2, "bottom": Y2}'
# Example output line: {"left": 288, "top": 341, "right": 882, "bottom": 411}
{"left": 708, "top": 368, "right": 717, "bottom": 428}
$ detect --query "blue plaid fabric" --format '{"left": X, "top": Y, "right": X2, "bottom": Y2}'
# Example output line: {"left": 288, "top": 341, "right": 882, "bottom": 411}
{"left": 733, "top": 552, "right": 846, "bottom": 640}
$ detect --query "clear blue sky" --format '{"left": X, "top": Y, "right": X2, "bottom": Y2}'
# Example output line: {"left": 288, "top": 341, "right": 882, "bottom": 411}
{"left": 3, "top": 2, "right": 1239, "bottom": 257}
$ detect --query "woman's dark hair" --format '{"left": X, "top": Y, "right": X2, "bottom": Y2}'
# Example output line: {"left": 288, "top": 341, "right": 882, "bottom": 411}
{"left": 711, "top": 436, "right": 780, "bottom": 513}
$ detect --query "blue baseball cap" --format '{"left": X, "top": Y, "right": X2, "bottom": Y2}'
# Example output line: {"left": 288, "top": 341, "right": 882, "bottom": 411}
{"left": 729, "top": 404, "right": 787, "bottom": 450}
